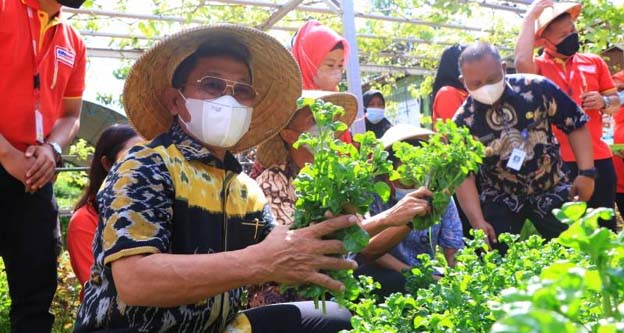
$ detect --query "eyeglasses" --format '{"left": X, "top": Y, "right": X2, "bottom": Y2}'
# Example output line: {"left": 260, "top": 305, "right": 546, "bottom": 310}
{"left": 188, "top": 76, "right": 257, "bottom": 105}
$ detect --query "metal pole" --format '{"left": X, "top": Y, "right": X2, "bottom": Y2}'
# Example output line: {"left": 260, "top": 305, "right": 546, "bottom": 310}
{"left": 341, "top": 0, "right": 365, "bottom": 134}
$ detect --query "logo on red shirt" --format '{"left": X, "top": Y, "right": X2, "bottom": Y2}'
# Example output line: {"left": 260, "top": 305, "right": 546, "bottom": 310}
{"left": 55, "top": 46, "right": 75, "bottom": 68}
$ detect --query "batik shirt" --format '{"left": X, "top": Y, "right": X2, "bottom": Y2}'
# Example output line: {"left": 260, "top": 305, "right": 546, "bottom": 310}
{"left": 74, "top": 122, "right": 274, "bottom": 333}
{"left": 369, "top": 195, "right": 464, "bottom": 267}
{"left": 453, "top": 74, "right": 588, "bottom": 215}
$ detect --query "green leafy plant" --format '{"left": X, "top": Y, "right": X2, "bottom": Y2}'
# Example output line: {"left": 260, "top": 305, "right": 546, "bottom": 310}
{"left": 490, "top": 202, "right": 624, "bottom": 333}
{"left": 391, "top": 119, "right": 484, "bottom": 230}
{"left": 287, "top": 97, "right": 393, "bottom": 311}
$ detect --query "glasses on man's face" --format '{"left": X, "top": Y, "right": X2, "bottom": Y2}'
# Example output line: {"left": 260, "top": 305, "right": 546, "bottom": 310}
{"left": 189, "top": 76, "right": 257, "bottom": 105}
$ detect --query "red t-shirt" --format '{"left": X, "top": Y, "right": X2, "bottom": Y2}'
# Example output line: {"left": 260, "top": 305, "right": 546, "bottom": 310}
{"left": 0, "top": 0, "right": 86, "bottom": 151}
{"left": 535, "top": 52, "right": 617, "bottom": 162}
{"left": 433, "top": 86, "right": 468, "bottom": 125}
{"left": 67, "top": 204, "right": 98, "bottom": 298}
{"left": 613, "top": 107, "right": 624, "bottom": 194}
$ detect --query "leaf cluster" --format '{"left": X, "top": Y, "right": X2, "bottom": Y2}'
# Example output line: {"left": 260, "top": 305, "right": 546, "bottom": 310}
{"left": 286, "top": 97, "right": 393, "bottom": 311}
{"left": 391, "top": 120, "right": 484, "bottom": 230}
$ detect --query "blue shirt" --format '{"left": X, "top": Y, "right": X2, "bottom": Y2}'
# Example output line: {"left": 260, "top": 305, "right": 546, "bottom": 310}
{"left": 369, "top": 195, "right": 464, "bottom": 267}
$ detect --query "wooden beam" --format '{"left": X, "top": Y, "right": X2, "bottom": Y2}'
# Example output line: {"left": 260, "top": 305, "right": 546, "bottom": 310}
{"left": 257, "top": 0, "right": 304, "bottom": 31}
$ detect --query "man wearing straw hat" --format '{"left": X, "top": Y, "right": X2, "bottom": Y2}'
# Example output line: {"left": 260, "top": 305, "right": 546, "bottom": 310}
{"left": 515, "top": 0, "right": 621, "bottom": 230}
{"left": 74, "top": 25, "right": 355, "bottom": 333}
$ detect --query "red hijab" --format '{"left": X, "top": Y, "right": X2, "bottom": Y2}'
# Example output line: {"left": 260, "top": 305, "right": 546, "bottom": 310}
{"left": 292, "top": 20, "right": 350, "bottom": 90}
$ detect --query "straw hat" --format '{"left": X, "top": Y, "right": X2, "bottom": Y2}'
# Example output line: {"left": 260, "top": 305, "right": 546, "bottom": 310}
{"left": 380, "top": 124, "right": 434, "bottom": 150}
{"left": 123, "top": 24, "right": 302, "bottom": 153}
{"left": 535, "top": 2, "right": 582, "bottom": 39}
{"left": 255, "top": 90, "right": 358, "bottom": 168}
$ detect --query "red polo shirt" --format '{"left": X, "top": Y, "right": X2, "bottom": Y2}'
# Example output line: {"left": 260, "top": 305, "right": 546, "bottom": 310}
{"left": 0, "top": 0, "right": 86, "bottom": 151}
{"left": 535, "top": 52, "right": 616, "bottom": 162}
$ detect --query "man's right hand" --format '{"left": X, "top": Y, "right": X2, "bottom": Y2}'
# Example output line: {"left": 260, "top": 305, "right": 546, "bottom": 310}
{"left": 379, "top": 187, "right": 433, "bottom": 228}
{"left": 256, "top": 214, "right": 359, "bottom": 292}
{"left": 471, "top": 219, "right": 497, "bottom": 249}
{"left": 0, "top": 142, "right": 35, "bottom": 188}
{"left": 526, "top": 0, "right": 553, "bottom": 21}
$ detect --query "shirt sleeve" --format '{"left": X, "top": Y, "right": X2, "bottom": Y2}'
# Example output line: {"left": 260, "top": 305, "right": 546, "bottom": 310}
{"left": 63, "top": 39, "right": 86, "bottom": 98}
{"left": 544, "top": 78, "right": 589, "bottom": 134}
{"left": 596, "top": 57, "right": 617, "bottom": 94}
{"left": 97, "top": 145, "right": 175, "bottom": 266}
{"left": 437, "top": 199, "right": 464, "bottom": 250}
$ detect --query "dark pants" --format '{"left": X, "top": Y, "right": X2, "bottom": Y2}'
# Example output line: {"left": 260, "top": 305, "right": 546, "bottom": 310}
{"left": 482, "top": 199, "right": 568, "bottom": 255}
{"left": 617, "top": 193, "right": 624, "bottom": 222}
{"left": 565, "top": 158, "right": 617, "bottom": 231}
{"left": 0, "top": 166, "right": 58, "bottom": 333}
{"left": 243, "top": 301, "right": 352, "bottom": 333}
{"left": 354, "top": 263, "right": 406, "bottom": 298}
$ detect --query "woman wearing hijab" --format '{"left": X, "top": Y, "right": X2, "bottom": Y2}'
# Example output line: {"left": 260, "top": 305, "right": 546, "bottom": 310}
{"left": 432, "top": 44, "right": 468, "bottom": 124}
{"left": 292, "top": 20, "right": 353, "bottom": 144}
{"left": 363, "top": 90, "right": 392, "bottom": 138}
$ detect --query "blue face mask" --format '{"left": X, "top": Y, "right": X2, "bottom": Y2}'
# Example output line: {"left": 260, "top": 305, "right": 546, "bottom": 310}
{"left": 394, "top": 187, "right": 415, "bottom": 201}
{"left": 366, "top": 108, "right": 385, "bottom": 124}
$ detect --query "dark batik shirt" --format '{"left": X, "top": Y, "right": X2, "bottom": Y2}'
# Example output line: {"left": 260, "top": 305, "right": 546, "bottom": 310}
{"left": 74, "top": 121, "right": 274, "bottom": 333}
{"left": 453, "top": 74, "right": 588, "bottom": 215}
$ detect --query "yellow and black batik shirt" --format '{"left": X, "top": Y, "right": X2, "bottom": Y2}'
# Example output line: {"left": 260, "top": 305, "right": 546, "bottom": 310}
{"left": 74, "top": 121, "right": 274, "bottom": 333}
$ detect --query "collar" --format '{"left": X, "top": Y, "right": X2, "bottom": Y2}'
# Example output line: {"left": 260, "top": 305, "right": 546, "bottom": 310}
{"left": 169, "top": 120, "right": 242, "bottom": 174}
{"left": 543, "top": 50, "right": 575, "bottom": 65}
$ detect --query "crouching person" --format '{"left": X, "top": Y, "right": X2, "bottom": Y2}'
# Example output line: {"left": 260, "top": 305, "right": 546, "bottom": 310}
{"left": 73, "top": 25, "right": 354, "bottom": 333}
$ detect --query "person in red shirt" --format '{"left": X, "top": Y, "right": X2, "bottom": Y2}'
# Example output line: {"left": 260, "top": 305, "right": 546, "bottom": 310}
{"left": 0, "top": 0, "right": 87, "bottom": 331}
{"left": 612, "top": 71, "right": 624, "bottom": 218}
{"left": 432, "top": 44, "right": 468, "bottom": 124}
{"left": 515, "top": 1, "right": 621, "bottom": 231}
{"left": 67, "top": 124, "right": 142, "bottom": 300}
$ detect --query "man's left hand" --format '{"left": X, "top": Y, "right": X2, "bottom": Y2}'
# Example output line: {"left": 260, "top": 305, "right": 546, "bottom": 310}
{"left": 24, "top": 144, "right": 57, "bottom": 192}
{"left": 581, "top": 91, "right": 605, "bottom": 110}
{"left": 570, "top": 176, "right": 595, "bottom": 202}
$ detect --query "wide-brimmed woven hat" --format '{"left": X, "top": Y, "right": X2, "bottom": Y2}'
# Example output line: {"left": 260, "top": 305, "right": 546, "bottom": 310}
{"left": 255, "top": 90, "right": 358, "bottom": 168}
{"left": 535, "top": 2, "right": 582, "bottom": 39}
{"left": 380, "top": 123, "right": 434, "bottom": 150}
{"left": 123, "top": 24, "right": 302, "bottom": 153}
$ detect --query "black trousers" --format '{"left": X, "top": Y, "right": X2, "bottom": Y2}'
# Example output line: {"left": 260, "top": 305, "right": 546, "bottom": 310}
{"left": 84, "top": 301, "right": 352, "bottom": 333}
{"left": 482, "top": 199, "right": 568, "bottom": 255}
{"left": 565, "top": 158, "right": 617, "bottom": 231}
{"left": 0, "top": 166, "right": 58, "bottom": 333}
{"left": 354, "top": 263, "right": 406, "bottom": 299}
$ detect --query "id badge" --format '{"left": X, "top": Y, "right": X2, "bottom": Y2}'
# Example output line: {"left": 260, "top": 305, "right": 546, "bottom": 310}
{"left": 506, "top": 148, "right": 526, "bottom": 171}
{"left": 35, "top": 109, "right": 44, "bottom": 143}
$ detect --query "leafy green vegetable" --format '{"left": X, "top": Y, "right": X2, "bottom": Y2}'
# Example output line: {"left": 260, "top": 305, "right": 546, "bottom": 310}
{"left": 391, "top": 119, "right": 485, "bottom": 230}
{"left": 286, "top": 97, "right": 393, "bottom": 311}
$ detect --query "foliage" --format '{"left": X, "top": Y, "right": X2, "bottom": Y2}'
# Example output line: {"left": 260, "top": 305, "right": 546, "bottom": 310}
{"left": 286, "top": 97, "right": 393, "bottom": 311}
{"left": 342, "top": 202, "right": 623, "bottom": 333}
{"left": 390, "top": 119, "right": 484, "bottom": 230}
{"left": 0, "top": 260, "right": 10, "bottom": 332}
{"left": 490, "top": 202, "right": 624, "bottom": 333}
{"left": 54, "top": 139, "right": 93, "bottom": 210}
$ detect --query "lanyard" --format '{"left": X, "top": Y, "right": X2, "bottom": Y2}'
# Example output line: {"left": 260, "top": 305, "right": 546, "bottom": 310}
{"left": 495, "top": 106, "right": 528, "bottom": 149}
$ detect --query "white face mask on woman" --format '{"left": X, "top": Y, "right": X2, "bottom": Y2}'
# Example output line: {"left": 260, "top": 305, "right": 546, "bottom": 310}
{"left": 366, "top": 108, "right": 385, "bottom": 124}
{"left": 467, "top": 78, "right": 506, "bottom": 105}
{"left": 178, "top": 92, "right": 253, "bottom": 148}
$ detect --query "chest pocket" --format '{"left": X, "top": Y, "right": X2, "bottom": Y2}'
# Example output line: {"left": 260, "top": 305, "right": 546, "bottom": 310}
{"left": 0, "top": 3, "right": 18, "bottom": 66}
{"left": 229, "top": 217, "right": 269, "bottom": 250}
{"left": 577, "top": 64, "right": 600, "bottom": 92}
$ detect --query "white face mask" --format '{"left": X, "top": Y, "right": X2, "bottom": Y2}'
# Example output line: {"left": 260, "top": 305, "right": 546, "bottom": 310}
{"left": 366, "top": 108, "right": 385, "bottom": 124}
{"left": 179, "top": 93, "right": 253, "bottom": 148}
{"left": 394, "top": 186, "right": 415, "bottom": 201}
{"left": 314, "top": 69, "right": 342, "bottom": 90}
{"left": 468, "top": 78, "right": 506, "bottom": 105}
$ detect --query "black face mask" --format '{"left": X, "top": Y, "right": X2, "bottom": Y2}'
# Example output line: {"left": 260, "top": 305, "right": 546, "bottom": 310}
{"left": 556, "top": 32, "right": 580, "bottom": 56}
{"left": 56, "top": 0, "right": 87, "bottom": 8}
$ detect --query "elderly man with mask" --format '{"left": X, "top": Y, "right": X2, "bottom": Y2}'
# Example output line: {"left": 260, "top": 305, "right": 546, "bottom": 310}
{"left": 453, "top": 42, "right": 594, "bottom": 254}
{"left": 515, "top": 1, "right": 621, "bottom": 231}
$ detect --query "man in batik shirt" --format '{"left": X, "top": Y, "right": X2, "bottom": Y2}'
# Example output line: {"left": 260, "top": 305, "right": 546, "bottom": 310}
{"left": 453, "top": 42, "right": 594, "bottom": 254}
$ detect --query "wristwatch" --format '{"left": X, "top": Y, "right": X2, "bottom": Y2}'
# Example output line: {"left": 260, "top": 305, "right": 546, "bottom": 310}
{"left": 46, "top": 141, "right": 63, "bottom": 164}
{"left": 578, "top": 168, "right": 597, "bottom": 179}
{"left": 602, "top": 96, "right": 612, "bottom": 109}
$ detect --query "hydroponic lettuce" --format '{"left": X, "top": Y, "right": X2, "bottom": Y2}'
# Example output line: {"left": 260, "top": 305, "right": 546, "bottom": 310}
{"left": 391, "top": 120, "right": 484, "bottom": 230}
{"left": 286, "top": 96, "right": 393, "bottom": 311}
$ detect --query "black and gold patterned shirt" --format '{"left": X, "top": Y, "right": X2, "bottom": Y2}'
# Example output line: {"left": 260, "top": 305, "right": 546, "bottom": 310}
{"left": 74, "top": 121, "right": 274, "bottom": 333}
{"left": 454, "top": 74, "right": 588, "bottom": 215}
